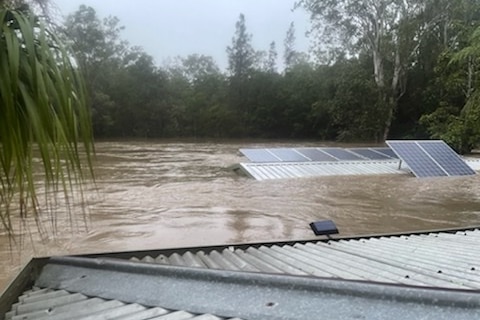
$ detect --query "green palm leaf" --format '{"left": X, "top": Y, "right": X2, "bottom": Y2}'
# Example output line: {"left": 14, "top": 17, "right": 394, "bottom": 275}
{"left": 0, "top": 7, "right": 94, "bottom": 234}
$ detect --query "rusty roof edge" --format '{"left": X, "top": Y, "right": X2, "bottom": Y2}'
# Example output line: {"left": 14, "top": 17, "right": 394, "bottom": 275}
{"left": 35, "top": 256, "right": 480, "bottom": 320}
{"left": 70, "top": 225, "right": 480, "bottom": 261}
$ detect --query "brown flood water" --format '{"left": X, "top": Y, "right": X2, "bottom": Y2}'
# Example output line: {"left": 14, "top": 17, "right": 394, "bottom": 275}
{"left": 2, "top": 140, "right": 480, "bottom": 291}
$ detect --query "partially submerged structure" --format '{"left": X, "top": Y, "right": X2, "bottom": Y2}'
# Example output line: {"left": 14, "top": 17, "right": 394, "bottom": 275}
{"left": 233, "top": 140, "right": 480, "bottom": 180}
{"left": 2, "top": 227, "right": 480, "bottom": 319}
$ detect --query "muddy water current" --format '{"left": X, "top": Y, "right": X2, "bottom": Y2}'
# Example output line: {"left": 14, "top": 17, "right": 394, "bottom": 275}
{"left": 2, "top": 140, "right": 480, "bottom": 291}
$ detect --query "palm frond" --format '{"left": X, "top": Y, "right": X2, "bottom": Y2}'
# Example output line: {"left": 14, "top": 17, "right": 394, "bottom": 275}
{"left": 0, "top": 8, "right": 94, "bottom": 235}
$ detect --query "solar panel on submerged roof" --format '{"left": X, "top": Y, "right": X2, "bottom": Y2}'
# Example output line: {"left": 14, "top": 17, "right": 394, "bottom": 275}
{"left": 268, "top": 148, "right": 310, "bottom": 162}
{"left": 348, "top": 148, "right": 392, "bottom": 160}
{"left": 387, "top": 141, "right": 447, "bottom": 177}
{"left": 321, "top": 148, "right": 364, "bottom": 161}
{"left": 239, "top": 149, "right": 280, "bottom": 162}
{"left": 418, "top": 141, "right": 476, "bottom": 176}
{"left": 386, "top": 140, "right": 475, "bottom": 178}
{"left": 295, "top": 148, "right": 337, "bottom": 162}
{"left": 241, "top": 146, "right": 399, "bottom": 163}
{"left": 372, "top": 148, "right": 398, "bottom": 159}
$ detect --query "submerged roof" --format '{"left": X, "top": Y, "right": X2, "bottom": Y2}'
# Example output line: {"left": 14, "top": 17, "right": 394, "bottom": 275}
{"left": 3, "top": 228, "right": 480, "bottom": 320}
{"left": 235, "top": 142, "right": 480, "bottom": 180}
{"left": 234, "top": 158, "right": 480, "bottom": 181}
{"left": 234, "top": 159, "right": 408, "bottom": 180}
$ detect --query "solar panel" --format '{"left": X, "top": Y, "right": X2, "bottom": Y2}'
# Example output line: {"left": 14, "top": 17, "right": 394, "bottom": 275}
{"left": 387, "top": 140, "right": 475, "bottom": 178}
{"left": 295, "top": 148, "right": 337, "bottom": 162}
{"left": 321, "top": 148, "right": 363, "bottom": 161}
{"left": 372, "top": 148, "right": 398, "bottom": 159}
{"left": 268, "top": 148, "right": 310, "bottom": 162}
{"left": 239, "top": 149, "right": 280, "bottom": 162}
{"left": 387, "top": 141, "right": 447, "bottom": 177}
{"left": 348, "top": 148, "right": 392, "bottom": 160}
{"left": 418, "top": 141, "right": 476, "bottom": 176}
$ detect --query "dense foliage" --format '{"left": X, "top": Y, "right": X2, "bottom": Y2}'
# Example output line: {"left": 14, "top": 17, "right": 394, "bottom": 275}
{"left": 64, "top": 2, "right": 480, "bottom": 151}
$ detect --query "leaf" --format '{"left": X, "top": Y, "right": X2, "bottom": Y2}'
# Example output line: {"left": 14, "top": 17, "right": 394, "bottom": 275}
{"left": 0, "top": 8, "right": 94, "bottom": 235}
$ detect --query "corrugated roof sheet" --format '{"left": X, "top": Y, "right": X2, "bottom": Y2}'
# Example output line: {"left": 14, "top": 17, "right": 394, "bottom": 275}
{"left": 234, "top": 159, "right": 479, "bottom": 180}
{"left": 235, "top": 160, "right": 407, "bottom": 180}
{"left": 4, "top": 228, "right": 480, "bottom": 320}
{"left": 6, "top": 287, "right": 241, "bottom": 320}
{"left": 466, "top": 158, "right": 480, "bottom": 170}
{"left": 29, "top": 256, "right": 480, "bottom": 320}
{"left": 129, "top": 229, "right": 480, "bottom": 290}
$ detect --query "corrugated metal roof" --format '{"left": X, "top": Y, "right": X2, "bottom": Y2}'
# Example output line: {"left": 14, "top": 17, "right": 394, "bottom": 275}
{"left": 129, "top": 229, "right": 480, "bottom": 290}
{"left": 234, "top": 159, "right": 479, "bottom": 180}
{"left": 235, "top": 160, "right": 408, "bottom": 180}
{"left": 5, "top": 287, "right": 241, "bottom": 320}
{"left": 4, "top": 228, "right": 480, "bottom": 319}
{"left": 465, "top": 158, "right": 480, "bottom": 170}
{"left": 29, "top": 256, "right": 480, "bottom": 320}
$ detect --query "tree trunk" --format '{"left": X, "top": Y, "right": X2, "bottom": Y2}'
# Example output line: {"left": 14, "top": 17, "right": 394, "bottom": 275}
{"left": 382, "top": 44, "right": 403, "bottom": 141}
{"left": 467, "top": 56, "right": 474, "bottom": 98}
{"left": 372, "top": 51, "right": 385, "bottom": 88}
{"left": 382, "top": 98, "right": 395, "bottom": 141}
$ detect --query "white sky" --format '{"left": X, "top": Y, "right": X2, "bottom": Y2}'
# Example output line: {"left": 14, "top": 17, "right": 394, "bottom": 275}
{"left": 53, "top": 0, "right": 312, "bottom": 70}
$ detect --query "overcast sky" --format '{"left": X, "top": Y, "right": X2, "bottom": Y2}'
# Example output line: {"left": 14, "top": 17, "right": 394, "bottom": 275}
{"left": 53, "top": 0, "right": 312, "bottom": 70}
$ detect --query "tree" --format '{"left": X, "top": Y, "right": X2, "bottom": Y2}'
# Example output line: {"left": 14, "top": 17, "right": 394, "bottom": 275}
{"left": 167, "top": 55, "right": 229, "bottom": 137}
{"left": 265, "top": 41, "right": 278, "bottom": 73}
{"left": 298, "top": 0, "right": 437, "bottom": 141}
{"left": 226, "top": 13, "right": 255, "bottom": 79}
{"left": 326, "top": 58, "right": 382, "bottom": 141}
{"left": 0, "top": 2, "right": 94, "bottom": 233}
{"left": 226, "top": 13, "right": 255, "bottom": 133}
{"left": 284, "top": 22, "right": 296, "bottom": 69}
{"left": 174, "top": 54, "right": 221, "bottom": 83}
{"left": 63, "top": 5, "right": 127, "bottom": 78}
{"left": 421, "top": 25, "right": 480, "bottom": 153}
{"left": 63, "top": 5, "right": 128, "bottom": 136}
{"left": 415, "top": 0, "right": 480, "bottom": 152}
{"left": 112, "top": 52, "right": 170, "bottom": 137}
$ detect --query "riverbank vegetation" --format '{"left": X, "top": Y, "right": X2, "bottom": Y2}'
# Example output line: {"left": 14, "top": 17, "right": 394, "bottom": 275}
{"left": 62, "top": 1, "right": 480, "bottom": 153}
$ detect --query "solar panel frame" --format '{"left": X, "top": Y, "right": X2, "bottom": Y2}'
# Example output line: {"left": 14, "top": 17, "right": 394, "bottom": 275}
{"left": 386, "top": 141, "right": 448, "bottom": 177}
{"left": 418, "top": 141, "right": 475, "bottom": 176}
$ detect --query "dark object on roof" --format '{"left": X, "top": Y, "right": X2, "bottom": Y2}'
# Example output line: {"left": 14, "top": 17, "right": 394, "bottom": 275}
{"left": 309, "top": 219, "right": 339, "bottom": 236}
